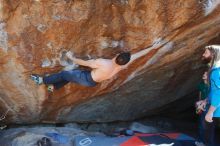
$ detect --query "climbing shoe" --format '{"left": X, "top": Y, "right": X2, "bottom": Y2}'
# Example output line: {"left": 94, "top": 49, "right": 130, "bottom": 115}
{"left": 31, "top": 74, "right": 43, "bottom": 85}
{"left": 37, "top": 137, "right": 52, "bottom": 146}
{"left": 47, "top": 85, "right": 54, "bottom": 93}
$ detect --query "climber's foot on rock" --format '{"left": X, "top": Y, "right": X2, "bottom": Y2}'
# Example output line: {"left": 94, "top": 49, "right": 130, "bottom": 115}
{"left": 47, "top": 85, "right": 54, "bottom": 93}
{"left": 31, "top": 74, "right": 43, "bottom": 85}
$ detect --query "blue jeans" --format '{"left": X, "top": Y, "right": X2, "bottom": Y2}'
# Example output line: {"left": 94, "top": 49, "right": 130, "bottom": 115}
{"left": 43, "top": 69, "right": 97, "bottom": 89}
{"left": 198, "top": 111, "right": 206, "bottom": 143}
{"left": 204, "top": 118, "right": 216, "bottom": 146}
{"left": 198, "top": 105, "right": 216, "bottom": 146}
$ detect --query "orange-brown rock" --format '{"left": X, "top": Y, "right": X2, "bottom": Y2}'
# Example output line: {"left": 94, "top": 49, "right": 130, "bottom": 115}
{"left": 0, "top": 0, "right": 220, "bottom": 124}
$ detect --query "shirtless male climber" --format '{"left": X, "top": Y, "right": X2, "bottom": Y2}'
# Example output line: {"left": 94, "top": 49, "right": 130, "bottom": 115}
{"left": 31, "top": 51, "right": 131, "bottom": 92}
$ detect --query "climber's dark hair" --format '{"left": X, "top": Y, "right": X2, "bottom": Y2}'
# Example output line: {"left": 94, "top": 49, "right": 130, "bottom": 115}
{"left": 115, "top": 52, "right": 131, "bottom": 65}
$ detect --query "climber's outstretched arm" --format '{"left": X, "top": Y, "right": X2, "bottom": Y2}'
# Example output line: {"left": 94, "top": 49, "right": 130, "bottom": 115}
{"left": 66, "top": 51, "right": 99, "bottom": 68}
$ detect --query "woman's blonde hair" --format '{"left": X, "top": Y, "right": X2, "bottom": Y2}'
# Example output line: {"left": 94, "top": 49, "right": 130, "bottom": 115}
{"left": 205, "top": 45, "right": 220, "bottom": 67}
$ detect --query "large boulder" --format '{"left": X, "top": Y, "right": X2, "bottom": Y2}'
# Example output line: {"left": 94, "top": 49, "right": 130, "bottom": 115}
{"left": 0, "top": 0, "right": 220, "bottom": 124}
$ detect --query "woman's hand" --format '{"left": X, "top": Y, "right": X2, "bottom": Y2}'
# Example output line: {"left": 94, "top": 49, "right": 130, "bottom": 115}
{"left": 196, "top": 100, "right": 207, "bottom": 111}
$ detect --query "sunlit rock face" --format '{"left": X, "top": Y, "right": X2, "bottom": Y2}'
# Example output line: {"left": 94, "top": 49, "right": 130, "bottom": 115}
{"left": 0, "top": 0, "right": 220, "bottom": 124}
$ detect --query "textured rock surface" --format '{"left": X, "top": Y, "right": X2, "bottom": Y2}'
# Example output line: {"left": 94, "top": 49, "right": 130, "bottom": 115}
{"left": 0, "top": 0, "right": 220, "bottom": 124}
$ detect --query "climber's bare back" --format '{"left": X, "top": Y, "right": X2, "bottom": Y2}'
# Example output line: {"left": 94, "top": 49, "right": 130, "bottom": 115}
{"left": 90, "top": 58, "right": 122, "bottom": 82}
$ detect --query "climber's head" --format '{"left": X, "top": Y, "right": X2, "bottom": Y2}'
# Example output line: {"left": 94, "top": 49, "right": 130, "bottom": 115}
{"left": 115, "top": 52, "right": 131, "bottom": 65}
{"left": 203, "top": 45, "right": 220, "bottom": 67}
